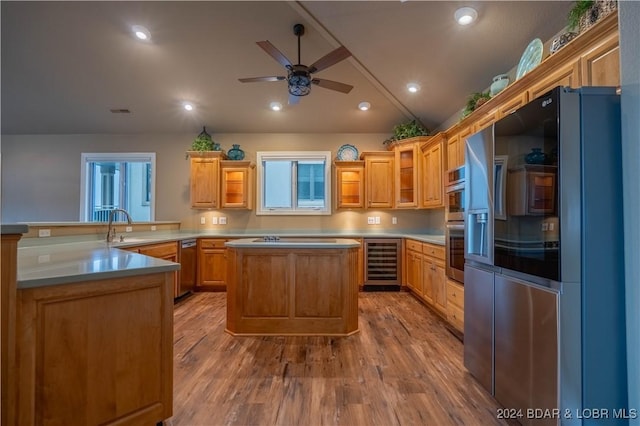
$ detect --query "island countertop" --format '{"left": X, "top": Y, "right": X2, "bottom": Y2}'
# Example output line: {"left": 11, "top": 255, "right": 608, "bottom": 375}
{"left": 225, "top": 237, "right": 361, "bottom": 249}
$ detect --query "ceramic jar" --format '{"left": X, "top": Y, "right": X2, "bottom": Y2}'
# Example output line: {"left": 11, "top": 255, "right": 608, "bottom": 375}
{"left": 227, "top": 144, "right": 245, "bottom": 160}
{"left": 550, "top": 32, "right": 577, "bottom": 54}
{"left": 490, "top": 74, "right": 509, "bottom": 97}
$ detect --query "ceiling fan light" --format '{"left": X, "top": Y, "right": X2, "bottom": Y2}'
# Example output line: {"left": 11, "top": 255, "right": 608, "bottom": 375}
{"left": 132, "top": 25, "right": 151, "bottom": 41}
{"left": 407, "top": 83, "right": 420, "bottom": 93}
{"left": 270, "top": 102, "right": 283, "bottom": 111}
{"left": 183, "top": 102, "right": 194, "bottom": 111}
{"left": 454, "top": 7, "right": 477, "bottom": 25}
{"left": 358, "top": 102, "right": 371, "bottom": 111}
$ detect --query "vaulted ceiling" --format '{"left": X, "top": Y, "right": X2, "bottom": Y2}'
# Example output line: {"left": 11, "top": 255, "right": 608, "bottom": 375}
{"left": 1, "top": 1, "right": 573, "bottom": 136}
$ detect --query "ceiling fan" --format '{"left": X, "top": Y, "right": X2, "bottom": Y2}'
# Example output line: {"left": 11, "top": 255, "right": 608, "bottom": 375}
{"left": 238, "top": 24, "right": 353, "bottom": 105}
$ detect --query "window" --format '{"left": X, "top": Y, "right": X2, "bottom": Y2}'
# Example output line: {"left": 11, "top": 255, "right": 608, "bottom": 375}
{"left": 80, "top": 153, "right": 155, "bottom": 222}
{"left": 257, "top": 151, "right": 331, "bottom": 215}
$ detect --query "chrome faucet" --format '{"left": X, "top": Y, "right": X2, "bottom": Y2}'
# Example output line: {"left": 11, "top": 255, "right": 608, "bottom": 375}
{"left": 106, "top": 208, "right": 133, "bottom": 242}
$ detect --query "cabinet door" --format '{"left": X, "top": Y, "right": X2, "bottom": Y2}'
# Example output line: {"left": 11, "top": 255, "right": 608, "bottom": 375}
{"left": 395, "top": 144, "right": 419, "bottom": 208}
{"left": 405, "top": 250, "right": 423, "bottom": 294}
{"left": 528, "top": 60, "right": 580, "bottom": 100}
{"left": 431, "top": 259, "right": 447, "bottom": 315}
{"left": 364, "top": 154, "right": 394, "bottom": 208}
{"left": 221, "top": 164, "right": 253, "bottom": 209}
{"left": 138, "top": 242, "right": 179, "bottom": 298}
{"left": 197, "top": 239, "right": 228, "bottom": 290}
{"left": 446, "top": 135, "right": 460, "bottom": 172}
{"left": 422, "top": 142, "right": 443, "bottom": 208}
{"left": 421, "top": 257, "right": 434, "bottom": 304}
{"left": 190, "top": 157, "right": 219, "bottom": 208}
{"left": 335, "top": 163, "right": 365, "bottom": 209}
{"left": 497, "top": 92, "right": 529, "bottom": 118}
{"left": 580, "top": 32, "right": 620, "bottom": 87}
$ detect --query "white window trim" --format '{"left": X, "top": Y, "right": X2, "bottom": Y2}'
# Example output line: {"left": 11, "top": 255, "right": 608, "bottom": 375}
{"left": 79, "top": 152, "right": 156, "bottom": 221}
{"left": 256, "top": 151, "right": 332, "bottom": 216}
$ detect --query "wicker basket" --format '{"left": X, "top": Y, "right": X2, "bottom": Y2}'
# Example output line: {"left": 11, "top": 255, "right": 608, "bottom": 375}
{"left": 579, "top": 0, "right": 618, "bottom": 34}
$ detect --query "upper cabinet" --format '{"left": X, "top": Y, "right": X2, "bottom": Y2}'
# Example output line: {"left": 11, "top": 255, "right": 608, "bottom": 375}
{"left": 334, "top": 160, "right": 365, "bottom": 209}
{"left": 188, "top": 152, "right": 254, "bottom": 210}
{"left": 220, "top": 161, "right": 254, "bottom": 209}
{"left": 420, "top": 134, "right": 446, "bottom": 209}
{"left": 388, "top": 137, "right": 428, "bottom": 208}
{"left": 580, "top": 31, "right": 619, "bottom": 87}
{"left": 361, "top": 152, "right": 395, "bottom": 209}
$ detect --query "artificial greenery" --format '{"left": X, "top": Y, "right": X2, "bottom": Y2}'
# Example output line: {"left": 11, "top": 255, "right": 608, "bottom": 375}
{"left": 461, "top": 91, "right": 491, "bottom": 118}
{"left": 567, "top": 0, "right": 595, "bottom": 31}
{"left": 190, "top": 126, "right": 219, "bottom": 152}
{"left": 384, "top": 120, "right": 430, "bottom": 145}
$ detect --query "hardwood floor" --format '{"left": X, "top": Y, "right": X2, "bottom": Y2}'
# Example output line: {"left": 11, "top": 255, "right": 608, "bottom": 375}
{"left": 168, "top": 291, "right": 507, "bottom": 426}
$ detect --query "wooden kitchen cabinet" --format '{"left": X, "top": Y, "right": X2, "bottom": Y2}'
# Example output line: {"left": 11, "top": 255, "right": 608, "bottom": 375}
{"left": 420, "top": 134, "right": 445, "bottom": 209}
{"left": 189, "top": 151, "right": 225, "bottom": 209}
{"left": 197, "top": 238, "right": 228, "bottom": 291}
{"left": 580, "top": 31, "right": 620, "bottom": 87}
{"left": 404, "top": 239, "right": 423, "bottom": 294}
{"left": 220, "top": 160, "right": 254, "bottom": 209}
{"left": 388, "top": 139, "right": 425, "bottom": 208}
{"left": 128, "top": 242, "right": 180, "bottom": 298}
{"left": 446, "top": 279, "right": 465, "bottom": 333}
{"left": 361, "top": 152, "right": 394, "bottom": 208}
{"left": 528, "top": 60, "right": 580, "bottom": 100}
{"left": 446, "top": 127, "right": 471, "bottom": 171}
{"left": 421, "top": 243, "right": 446, "bottom": 316}
{"left": 334, "top": 160, "right": 365, "bottom": 209}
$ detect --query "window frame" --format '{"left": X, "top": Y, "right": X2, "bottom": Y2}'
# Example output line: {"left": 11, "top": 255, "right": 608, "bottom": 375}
{"left": 79, "top": 152, "right": 156, "bottom": 221}
{"left": 256, "top": 151, "right": 332, "bottom": 216}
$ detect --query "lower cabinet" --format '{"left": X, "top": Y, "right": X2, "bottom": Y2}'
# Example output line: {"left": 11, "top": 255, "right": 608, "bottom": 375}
{"left": 446, "top": 279, "right": 465, "bottom": 333}
{"left": 404, "top": 240, "right": 446, "bottom": 317}
{"left": 197, "top": 238, "right": 228, "bottom": 291}
{"left": 127, "top": 242, "right": 180, "bottom": 298}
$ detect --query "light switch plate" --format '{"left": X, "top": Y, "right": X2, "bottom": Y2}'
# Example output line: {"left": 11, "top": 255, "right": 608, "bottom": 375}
{"left": 38, "top": 229, "right": 51, "bottom": 237}
{"left": 367, "top": 217, "right": 375, "bottom": 225}
{"left": 212, "top": 217, "right": 218, "bottom": 225}
{"left": 125, "top": 226, "right": 132, "bottom": 232}
{"left": 375, "top": 216, "right": 381, "bottom": 224}
{"left": 200, "top": 217, "right": 206, "bottom": 225}
{"left": 219, "top": 217, "right": 227, "bottom": 225}
{"left": 392, "top": 217, "right": 398, "bottom": 225}
{"left": 151, "top": 225, "right": 157, "bottom": 231}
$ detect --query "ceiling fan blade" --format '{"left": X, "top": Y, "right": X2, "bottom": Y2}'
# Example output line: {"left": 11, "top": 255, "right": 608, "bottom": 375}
{"left": 238, "top": 76, "right": 286, "bottom": 83}
{"left": 308, "top": 46, "right": 351, "bottom": 74}
{"left": 288, "top": 93, "right": 300, "bottom": 105}
{"left": 312, "top": 78, "right": 353, "bottom": 94}
{"left": 256, "top": 41, "right": 293, "bottom": 68}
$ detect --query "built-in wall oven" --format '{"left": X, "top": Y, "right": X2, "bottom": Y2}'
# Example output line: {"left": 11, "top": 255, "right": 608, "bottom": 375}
{"left": 445, "top": 166, "right": 465, "bottom": 284}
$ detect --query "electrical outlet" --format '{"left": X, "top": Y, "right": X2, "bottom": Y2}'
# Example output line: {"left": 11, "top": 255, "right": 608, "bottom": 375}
{"left": 125, "top": 226, "right": 132, "bottom": 232}
{"left": 219, "top": 217, "right": 227, "bottom": 225}
{"left": 375, "top": 216, "right": 381, "bottom": 225}
{"left": 212, "top": 217, "right": 218, "bottom": 225}
{"left": 38, "top": 229, "right": 51, "bottom": 237}
{"left": 392, "top": 217, "right": 398, "bottom": 225}
{"left": 151, "top": 225, "right": 157, "bottom": 231}
{"left": 200, "top": 217, "right": 206, "bottom": 225}
{"left": 367, "top": 217, "right": 375, "bottom": 225}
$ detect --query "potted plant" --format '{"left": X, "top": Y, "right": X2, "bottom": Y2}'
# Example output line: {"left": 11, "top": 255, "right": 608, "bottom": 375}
{"left": 190, "top": 126, "right": 220, "bottom": 152}
{"left": 461, "top": 91, "right": 491, "bottom": 119}
{"left": 383, "top": 120, "right": 430, "bottom": 146}
{"left": 567, "top": 0, "right": 617, "bottom": 34}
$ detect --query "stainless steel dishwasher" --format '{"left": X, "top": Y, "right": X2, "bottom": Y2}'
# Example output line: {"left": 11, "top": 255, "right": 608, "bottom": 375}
{"left": 363, "top": 238, "right": 401, "bottom": 290}
{"left": 179, "top": 239, "right": 197, "bottom": 297}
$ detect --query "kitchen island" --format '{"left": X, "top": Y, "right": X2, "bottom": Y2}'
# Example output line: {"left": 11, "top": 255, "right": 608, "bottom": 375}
{"left": 225, "top": 237, "right": 361, "bottom": 336}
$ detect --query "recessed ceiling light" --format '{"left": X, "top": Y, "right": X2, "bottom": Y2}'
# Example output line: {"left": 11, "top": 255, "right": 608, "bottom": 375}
{"left": 407, "top": 83, "right": 420, "bottom": 93}
{"left": 183, "top": 102, "right": 194, "bottom": 111}
{"left": 132, "top": 25, "right": 151, "bottom": 41}
{"left": 454, "top": 7, "right": 478, "bottom": 25}
{"left": 270, "top": 102, "right": 283, "bottom": 111}
{"left": 358, "top": 101, "right": 371, "bottom": 111}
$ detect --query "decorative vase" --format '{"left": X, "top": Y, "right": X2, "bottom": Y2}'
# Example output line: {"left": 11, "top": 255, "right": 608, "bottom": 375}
{"left": 579, "top": 0, "right": 617, "bottom": 34}
{"left": 550, "top": 32, "right": 578, "bottom": 54}
{"left": 227, "top": 144, "right": 245, "bottom": 160}
{"left": 525, "top": 148, "right": 548, "bottom": 165}
{"left": 490, "top": 74, "right": 509, "bottom": 97}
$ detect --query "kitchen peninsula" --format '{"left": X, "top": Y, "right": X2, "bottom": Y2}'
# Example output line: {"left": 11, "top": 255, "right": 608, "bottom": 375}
{"left": 225, "top": 237, "right": 361, "bottom": 336}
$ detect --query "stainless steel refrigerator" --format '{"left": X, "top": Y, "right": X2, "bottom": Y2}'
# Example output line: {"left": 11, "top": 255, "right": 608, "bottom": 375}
{"left": 464, "top": 86, "right": 628, "bottom": 425}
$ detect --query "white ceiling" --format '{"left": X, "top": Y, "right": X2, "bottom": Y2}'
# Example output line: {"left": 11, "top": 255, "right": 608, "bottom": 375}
{"left": 1, "top": 1, "right": 573, "bottom": 136}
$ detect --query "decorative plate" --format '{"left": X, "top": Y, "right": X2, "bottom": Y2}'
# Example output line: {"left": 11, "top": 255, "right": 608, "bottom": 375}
{"left": 516, "top": 38, "right": 543, "bottom": 80}
{"left": 337, "top": 144, "right": 359, "bottom": 161}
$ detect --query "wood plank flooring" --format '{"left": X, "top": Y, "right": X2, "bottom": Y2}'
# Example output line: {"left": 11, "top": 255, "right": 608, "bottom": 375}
{"left": 167, "top": 291, "right": 507, "bottom": 426}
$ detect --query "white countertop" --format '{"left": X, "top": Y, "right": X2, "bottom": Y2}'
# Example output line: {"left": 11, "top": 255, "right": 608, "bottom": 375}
{"left": 226, "top": 237, "right": 361, "bottom": 248}
{"left": 16, "top": 229, "right": 443, "bottom": 289}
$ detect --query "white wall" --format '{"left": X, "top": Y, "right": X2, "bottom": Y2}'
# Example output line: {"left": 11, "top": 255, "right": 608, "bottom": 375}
{"left": 619, "top": 1, "right": 640, "bottom": 422}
